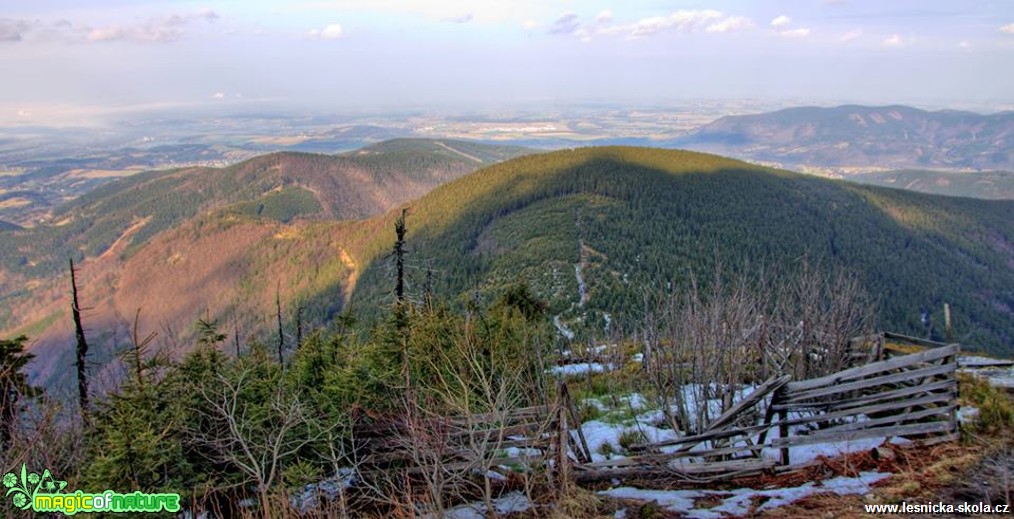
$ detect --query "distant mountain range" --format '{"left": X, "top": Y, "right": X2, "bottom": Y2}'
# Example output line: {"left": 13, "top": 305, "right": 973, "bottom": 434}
{"left": 680, "top": 105, "right": 1014, "bottom": 172}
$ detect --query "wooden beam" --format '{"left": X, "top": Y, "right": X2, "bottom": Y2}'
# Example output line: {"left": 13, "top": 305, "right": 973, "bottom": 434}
{"left": 781, "top": 362, "right": 956, "bottom": 403}
{"left": 785, "top": 344, "right": 958, "bottom": 393}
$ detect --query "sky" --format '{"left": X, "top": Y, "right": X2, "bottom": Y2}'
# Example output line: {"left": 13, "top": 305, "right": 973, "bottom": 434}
{"left": 2, "top": 0, "right": 1014, "bottom": 125}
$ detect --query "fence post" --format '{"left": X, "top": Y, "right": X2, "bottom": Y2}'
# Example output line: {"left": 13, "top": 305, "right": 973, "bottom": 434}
{"left": 772, "top": 385, "right": 790, "bottom": 467}
{"left": 557, "top": 388, "right": 571, "bottom": 489}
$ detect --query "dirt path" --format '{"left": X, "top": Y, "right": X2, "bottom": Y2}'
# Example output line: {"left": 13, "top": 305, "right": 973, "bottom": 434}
{"left": 435, "top": 141, "right": 483, "bottom": 163}
{"left": 98, "top": 216, "right": 152, "bottom": 261}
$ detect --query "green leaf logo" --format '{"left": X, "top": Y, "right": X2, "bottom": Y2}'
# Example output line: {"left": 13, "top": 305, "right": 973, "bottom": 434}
{"left": 4, "top": 464, "right": 67, "bottom": 511}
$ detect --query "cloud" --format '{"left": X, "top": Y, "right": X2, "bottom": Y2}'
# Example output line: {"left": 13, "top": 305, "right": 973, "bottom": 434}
{"left": 85, "top": 9, "right": 219, "bottom": 43}
{"left": 707, "top": 16, "right": 754, "bottom": 34}
{"left": 883, "top": 34, "right": 903, "bottom": 46}
{"left": 548, "top": 12, "right": 580, "bottom": 35}
{"left": 1001, "top": 23, "right": 1014, "bottom": 34}
{"left": 958, "top": 40, "right": 971, "bottom": 49}
{"left": 0, "top": 19, "right": 29, "bottom": 42}
{"left": 446, "top": 13, "right": 473, "bottom": 24}
{"left": 545, "top": 9, "right": 755, "bottom": 41}
{"left": 212, "top": 92, "right": 226, "bottom": 99}
{"left": 522, "top": 20, "right": 538, "bottom": 30}
{"left": 770, "top": 15, "right": 791, "bottom": 28}
{"left": 290, "top": 0, "right": 539, "bottom": 25}
{"left": 840, "top": 28, "right": 862, "bottom": 42}
{"left": 776, "top": 28, "right": 811, "bottom": 38}
{"left": 308, "top": 23, "right": 344, "bottom": 39}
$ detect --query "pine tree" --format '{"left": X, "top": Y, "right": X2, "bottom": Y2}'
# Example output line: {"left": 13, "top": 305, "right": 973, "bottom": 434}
{"left": 0, "top": 335, "right": 39, "bottom": 449}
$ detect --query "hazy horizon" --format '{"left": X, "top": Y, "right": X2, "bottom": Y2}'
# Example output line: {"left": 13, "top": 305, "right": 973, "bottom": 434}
{"left": 3, "top": 0, "right": 1014, "bottom": 126}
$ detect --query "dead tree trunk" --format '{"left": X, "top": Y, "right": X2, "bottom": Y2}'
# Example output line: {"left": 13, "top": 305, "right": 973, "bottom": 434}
{"left": 394, "top": 209, "right": 408, "bottom": 305}
{"left": 69, "top": 259, "right": 89, "bottom": 424}
{"left": 276, "top": 285, "right": 284, "bottom": 366}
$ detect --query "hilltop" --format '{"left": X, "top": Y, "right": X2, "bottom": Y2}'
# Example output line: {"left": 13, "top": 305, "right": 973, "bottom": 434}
{"left": 682, "top": 105, "right": 1014, "bottom": 172}
{"left": 350, "top": 147, "right": 1014, "bottom": 356}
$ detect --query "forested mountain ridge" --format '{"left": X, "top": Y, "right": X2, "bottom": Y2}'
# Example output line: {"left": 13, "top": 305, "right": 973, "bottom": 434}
{"left": 348, "top": 147, "right": 1014, "bottom": 356}
{"left": 682, "top": 105, "right": 1014, "bottom": 171}
{"left": 849, "top": 169, "right": 1014, "bottom": 200}
{"left": 5, "top": 145, "right": 1013, "bottom": 391}
{"left": 0, "top": 139, "right": 531, "bottom": 388}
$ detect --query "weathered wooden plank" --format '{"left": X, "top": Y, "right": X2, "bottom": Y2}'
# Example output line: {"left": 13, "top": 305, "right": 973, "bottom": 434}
{"left": 777, "top": 391, "right": 955, "bottom": 429}
{"left": 631, "top": 422, "right": 775, "bottom": 451}
{"left": 771, "top": 420, "right": 955, "bottom": 448}
{"left": 781, "top": 362, "right": 956, "bottom": 403}
{"left": 771, "top": 378, "right": 956, "bottom": 412}
{"left": 785, "top": 344, "right": 958, "bottom": 393}
{"left": 699, "top": 375, "right": 791, "bottom": 434}
{"left": 883, "top": 332, "right": 955, "bottom": 349}
{"left": 797, "top": 405, "right": 955, "bottom": 437}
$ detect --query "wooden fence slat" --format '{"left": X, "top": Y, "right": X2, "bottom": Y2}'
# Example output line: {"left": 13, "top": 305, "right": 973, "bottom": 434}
{"left": 781, "top": 362, "right": 956, "bottom": 403}
{"left": 771, "top": 420, "right": 955, "bottom": 448}
{"left": 882, "top": 332, "right": 955, "bottom": 349}
{"left": 776, "top": 391, "right": 955, "bottom": 429}
{"left": 698, "top": 375, "right": 790, "bottom": 434}
{"left": 630, "top": 422, "right": 775, "bottom": 451}
{"left": 771, "top": 378, "right": 956, "bottom": 412}
{"left": 796, "top": 405, "right": 956, "bottom": 437}
{"left": 784, "top": 344, "right": 958, "bottom": 393}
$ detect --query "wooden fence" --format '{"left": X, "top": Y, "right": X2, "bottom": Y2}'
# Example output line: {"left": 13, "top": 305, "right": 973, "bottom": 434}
{"left": 576, "top": 343, "right": 960, "bottom": 482}
{"left": 350, "top": 343, "right": 960, "bottom": 487}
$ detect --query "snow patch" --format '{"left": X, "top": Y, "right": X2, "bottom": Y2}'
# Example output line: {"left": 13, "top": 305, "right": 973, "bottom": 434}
{"left": 600, "top": 472, "right": 890, "bottom": 517}
{"left": 551, "top": 362, "right": 614, "bottom": 377}
{"left": 439, "top": 491, "right": 532, "bottom": 518}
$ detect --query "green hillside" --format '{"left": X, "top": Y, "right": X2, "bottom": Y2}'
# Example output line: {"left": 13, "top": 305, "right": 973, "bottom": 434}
{"left": 350, "top": 147, "right": 1014, "bottom": 356}
{"left": 0, "top": 140, "right": 531, "bottom": 281}
{"left": 849, "top": 169, "right": 1014, "bottom": 200}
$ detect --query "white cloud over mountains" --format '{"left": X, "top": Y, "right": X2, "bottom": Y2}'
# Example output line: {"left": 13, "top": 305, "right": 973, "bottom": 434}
{"left": 86, "top": 9, "right": 219, "bottom": 43}
{"left": 308, "top": 23, "right": 344, "bottom": 39}
{"left": 0, "top": 9, "right": 219, "bottom": 44}
{"left": 771, "top": 15, "right": 791, "bottom": 28}
{"left": 549, "top": 10, "right": 755, "bottom": 40}
{"left": 767, "top": 14, "right": 811, "bottom": 38}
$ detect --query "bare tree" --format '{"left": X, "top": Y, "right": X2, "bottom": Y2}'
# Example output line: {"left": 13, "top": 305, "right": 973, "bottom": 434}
{"left": 69, "top": 258, "right": 90, "bottom": 423}
{"left": 641, "top": 264, "right": 875, "bottom": 436}
{"left": 188, "top": 367, "right": 328, "bottom": 516}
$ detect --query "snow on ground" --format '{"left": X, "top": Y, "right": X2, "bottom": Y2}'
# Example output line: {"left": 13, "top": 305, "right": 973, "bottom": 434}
{"left": 958, "top": 356, "right": 1014, "bottom": 368}
{"left": 579, "top": 419, "right": 679, "bottom": 462}
{"left": 600, "top": 471, "right": 890, "bottom": 518}
{"left": 551, "top": 362, "right": 615, "bottom": 376}
{"left": 963, "top": 366, "right": 1014, "bottom": 388}
{"left": 439, "top": 491, "right": 531, "bottom": 519}
{"left": 959, "top": 406, "right": 980, "bottom": 424}
{"left": 553, "top": 315, "right": 576, "bottom": 340}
